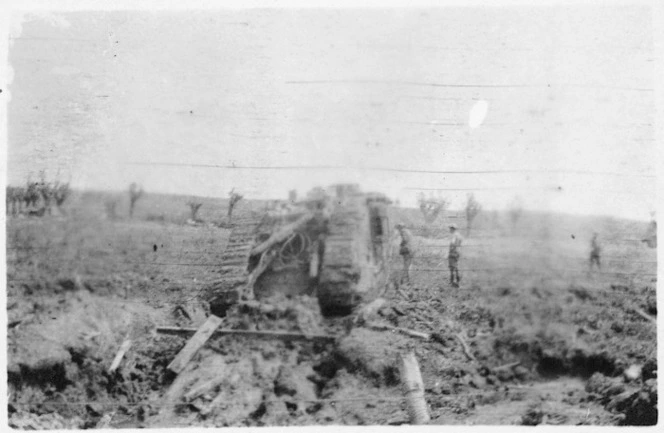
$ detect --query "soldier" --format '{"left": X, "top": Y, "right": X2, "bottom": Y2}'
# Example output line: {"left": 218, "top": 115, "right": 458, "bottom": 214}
{"left": 448, "top": 223, "right": 463, "bottom": 287}
{"left": 589, "top": 232, "right": 601, "bottom": 270}
{"left": 395, "top": 223, "right": 414, "bottom": 285}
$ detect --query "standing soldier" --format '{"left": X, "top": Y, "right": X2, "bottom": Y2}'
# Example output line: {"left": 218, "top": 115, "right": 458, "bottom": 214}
{"left": 589, "top": 232, "right": 601, "bottom": 270}
{"left": 448, "top": 223, "right": 463, "bottom": 287}
{"left": 396, "top": 223, "right": 414, "bottom": 285}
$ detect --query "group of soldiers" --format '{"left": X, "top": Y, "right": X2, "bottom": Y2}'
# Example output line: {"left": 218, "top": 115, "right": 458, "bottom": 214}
{"left": 394, "top": 223, "right": 609, "bottom": 289}
{"left": 5, "top": 181, "right": 71, "bottom": 217}
{"left": 396, "top": 222, "right": 463, "bottom": 288}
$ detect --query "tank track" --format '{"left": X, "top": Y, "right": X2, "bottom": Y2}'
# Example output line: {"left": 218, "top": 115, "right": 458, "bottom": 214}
{"left": 317, "top": 197, "right": 365, "bottom": 315}
{"left": 207, "top": 216, "right": 262, "bottom": 315}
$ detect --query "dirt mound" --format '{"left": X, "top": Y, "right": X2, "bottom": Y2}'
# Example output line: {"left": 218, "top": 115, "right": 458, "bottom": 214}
{"left": 335, "top": 328, "right": 403, "bottom": 385}
{"left": 7, "top": 288, "right": 167, "bottom": 427}
{"left": 586, "top": 373, "right": 658, "bottom": 425}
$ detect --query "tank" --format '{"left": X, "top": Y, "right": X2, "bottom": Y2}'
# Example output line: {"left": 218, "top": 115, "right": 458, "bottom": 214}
{"left": 207, "top": 184, "right": 393, "bottom": 317}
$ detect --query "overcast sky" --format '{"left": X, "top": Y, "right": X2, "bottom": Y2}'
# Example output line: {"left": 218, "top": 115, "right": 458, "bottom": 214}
{"left": 4, "top": 3, "right": 657, "bottom": 219}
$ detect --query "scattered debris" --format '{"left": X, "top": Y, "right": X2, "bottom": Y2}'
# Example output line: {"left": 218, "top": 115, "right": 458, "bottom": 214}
{"left": 455, "top": 333, "right": 476, "bottom": 362}
{"left": 167, "top": 315, "right": 223, "bottom": 374}
{"left": 366, "top": 322, "right": 430, "bottom": 340}
{"left": 108, "top": 338, "right": 132, "bottom": 373}
{"left": 632, "top": 308, "right": 656, "bottom": 324}
{"left": 492, "top": 360, "right": 522, "bottom": 373}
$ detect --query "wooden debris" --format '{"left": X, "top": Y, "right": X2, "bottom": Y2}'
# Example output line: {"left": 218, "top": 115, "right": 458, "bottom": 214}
{"left": 244, "top": 249, "right": 278, "bottom": 298}
{"left": 8, "top": 319, "right": 23, "bottom": 329}
{"left": 157, "top": 326, "right": 335, "bottom": 343}
{"left": 366, "top": 322, "right": 430, "bottom": 340}
{"left": 167, "top": 315, "right": 223, "bottom": 374}
{"left": 492, "top": 361, "right": 521, "bottom": 372}
{"left": 173, "top": 305, "right": 192, "bottom": 321}
{"left": 392, "top": 306, "right": 406, "bottom": 316}
{"left": 398, "top": 352, "right": 430, "bottom": 425}
{"left": 94, "top": 412, "right": 115, "bottom": 429}
{"left": 633, "top": 308, "right": 656, "bottom": 324}
{"left": 395, "top": 287, "right": 410, "bottom": 300}
{"left": 184, "top": 376, "right": 227, "bottom": 402}
{"left": 250, "top": 213, "right": 314, "bottom": 255}
{"left": 455, "top": 333, "right": 476, "bottom": 362}
{"left": 108, "top": 339, "right": 132, "bottom": 374}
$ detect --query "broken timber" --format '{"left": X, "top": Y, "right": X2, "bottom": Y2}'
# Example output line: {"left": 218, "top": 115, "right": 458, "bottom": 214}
{"left": 108, "top": 339, "right": 132, "bottom": 374}
{"left": 250, "top": 213, "right": 314, "bottom": 256}
{"left": 366, "top": 322, "right": 430, "bottom": 340}
{"left": 157, "top": 325, "right": 335, "bottom": 343}
{"left": 455, "top": 333, "right": 476, "bottom": 362}
{"left": 633, "top": 308, "right": 656, "bottom": 324}
{"left": 167, "top": 315, "right": 223, "bottom": 374}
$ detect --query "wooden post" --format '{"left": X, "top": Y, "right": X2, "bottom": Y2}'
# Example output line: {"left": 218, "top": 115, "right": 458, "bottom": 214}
{"left": 108, "top": 339, "right": 132, "bottom": 373}
{"left": 167, "top": 315, "right": 223, "bottom": 374}
{"left": 398, "top": 352, "right": 430, "bottom": 425}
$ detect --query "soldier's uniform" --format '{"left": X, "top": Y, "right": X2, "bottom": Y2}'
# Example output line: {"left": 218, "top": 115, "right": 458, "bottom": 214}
{"left": 589, "top": 233, "right": 601, "bottom": 270}
{"left": 396, "top": 224, "right": 414, "bottom": 284}
{"left": 448, "top": 224, "right": 463, "bottom": 287}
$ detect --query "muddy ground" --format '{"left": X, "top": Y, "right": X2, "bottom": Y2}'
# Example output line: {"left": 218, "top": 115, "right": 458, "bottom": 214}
{"left": 5, "top": 197, "right": 658, "bottom": 427}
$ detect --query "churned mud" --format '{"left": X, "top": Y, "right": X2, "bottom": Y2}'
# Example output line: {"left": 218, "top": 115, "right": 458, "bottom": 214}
{"left": 6, "top": 209, "right": 657, "bottom": 427}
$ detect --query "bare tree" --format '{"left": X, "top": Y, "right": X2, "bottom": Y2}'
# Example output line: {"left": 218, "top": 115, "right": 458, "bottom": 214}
{"left": 128, "top": 183, "right": 144, "bottom": 218}
{"left": 52, "top": 181, "right": 71, "bottom": 214}
{"left": 187, "top": 199, "right": 204, "bottom": 222}
{"left": 417, "top": 192, "right": 446, "bottom": 224}
{"left": 508, "top": 196, "right": 523, "bottom": 233}
{"left": 641, "top": 213, "right": 657, "bottom": 248}
{"left": 227, "top": 188, "right": 243, "bottom": 224}
{"left": 24, "top": 179, "right": 41, "bottom": 210}
{"left": 465, "top": 193, "right": 482, "bottom": 237}
{"left": 37, "top": 171, "right": 54, "bottom": 216}
{"left": 6, "top": 186, "right": 25, "bottom": 216}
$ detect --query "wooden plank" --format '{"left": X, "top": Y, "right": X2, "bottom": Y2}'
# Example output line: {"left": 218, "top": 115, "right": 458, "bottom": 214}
{"left": 184, "top": 376, "right": 227, "bottom": 402}
{"left": 108, "top": 339, "right": 132, "bottom": 373}
{"left": 167, "top": 315, "right": 223, "bottom": 374}
{"left": 156, "top": 326, "right": 335, "bottom": 343}
{"left": 633, "top": 308, "right": 656, "bottom": 324}
{"left": 366, "top": 322, "right": 430, "bottom": 340}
